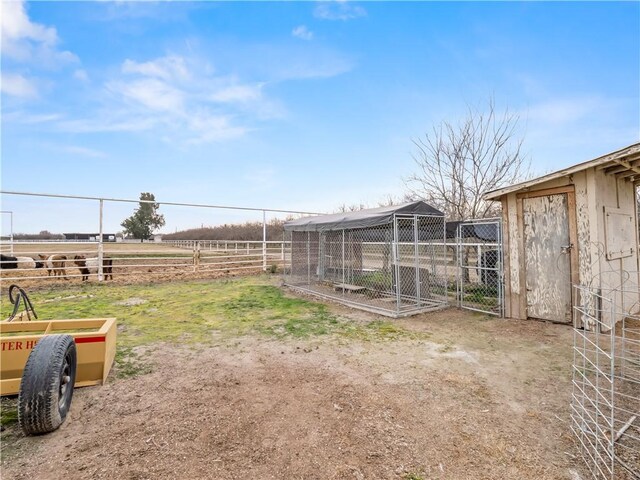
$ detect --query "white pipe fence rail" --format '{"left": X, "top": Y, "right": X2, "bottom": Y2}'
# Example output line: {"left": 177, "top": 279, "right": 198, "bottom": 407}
{"left": 0, "top": 190, "right": 323, "bottom": 282}
{"left": 0, "top": 240, "right": 291, "bottom": 282}
{"left": 0, "top": 238, "right": 503, "bottom": 308}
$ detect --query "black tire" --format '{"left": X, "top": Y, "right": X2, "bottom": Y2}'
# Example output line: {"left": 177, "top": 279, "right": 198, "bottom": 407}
{"left": 18, "top": 334, "right": 77, "bottom": 435}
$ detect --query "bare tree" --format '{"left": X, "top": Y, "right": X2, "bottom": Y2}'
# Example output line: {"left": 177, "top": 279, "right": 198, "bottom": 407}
{"left": 335, "top": 202, "right": 368, "bottom": 213}
{"left": 376, "top": 193, "right": 414, "bottom": 207}
{"left": 405, "top": 98, "right": 530, "bottom": 220}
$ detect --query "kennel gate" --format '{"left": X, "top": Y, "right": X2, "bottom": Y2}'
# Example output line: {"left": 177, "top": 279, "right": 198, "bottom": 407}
{"left": 455, "top": 219, "right": 504, "bottom": 316}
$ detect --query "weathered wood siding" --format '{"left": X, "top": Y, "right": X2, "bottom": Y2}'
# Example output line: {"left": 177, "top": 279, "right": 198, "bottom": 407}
{"left": 499, "top": 167, "right": 639, "bottom": 327}
{"left": 523, "top": 194, "right": 572, "bottom": 323}
{"left": 589, "top": 169, "right": 640, "bottom": 326}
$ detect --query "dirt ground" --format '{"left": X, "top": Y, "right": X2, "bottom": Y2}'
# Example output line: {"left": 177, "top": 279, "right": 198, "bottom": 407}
{"left": 1, "top": 298, "right": 588, "bottom": 480}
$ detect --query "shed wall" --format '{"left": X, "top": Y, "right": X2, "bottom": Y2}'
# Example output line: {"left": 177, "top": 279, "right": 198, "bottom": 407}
{"left": 501, "top": 168, "right": 639, "bottom": 324}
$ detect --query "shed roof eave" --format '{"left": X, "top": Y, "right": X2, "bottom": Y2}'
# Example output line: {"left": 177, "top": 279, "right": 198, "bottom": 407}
{"left": 483, "top": 142, "right": 640, "bottom": 201}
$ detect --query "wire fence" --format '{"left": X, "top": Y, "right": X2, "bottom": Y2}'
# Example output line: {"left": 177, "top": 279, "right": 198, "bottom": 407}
{"left": 284, "top": 214, "right": 450, "bottom": 317}
{"left": 282, "top": 212, "right": 507, "bottom": 318}
{"left": 0, "top": 190, "right": 507, "bottom": 317}
{"left": 571, "top": 284, "right": 640, "bottom": 480}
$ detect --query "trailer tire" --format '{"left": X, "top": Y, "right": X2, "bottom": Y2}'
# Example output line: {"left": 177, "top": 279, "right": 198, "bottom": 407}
{"left": 18, "top": 334, "right": 77, "bottom": 435}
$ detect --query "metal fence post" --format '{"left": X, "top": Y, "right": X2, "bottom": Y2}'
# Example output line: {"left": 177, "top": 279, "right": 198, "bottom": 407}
{"left": 414, "top": 217, "right": 420, "bottom": 307}
{"left": 98, "top": 199, "right": 104, "bottom": 281}
{"left": 9, "top": 211, "right": 13, "bottom": 255}
{"left": 308, "top": 231, "right": 311, "bottom": 285}
{"left": 393, "top": 216, "right": 401, "bottom": 314}
{"left": 341, "top": 230, "right": 345, "bottom": 295}
{"left": 262, "top": 210, "right": 267, "bottom": 271}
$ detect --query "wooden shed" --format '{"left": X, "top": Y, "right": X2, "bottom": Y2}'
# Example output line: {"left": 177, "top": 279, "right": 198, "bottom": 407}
{"left": 485, "top": 143, "right": 640, "bottom": 325}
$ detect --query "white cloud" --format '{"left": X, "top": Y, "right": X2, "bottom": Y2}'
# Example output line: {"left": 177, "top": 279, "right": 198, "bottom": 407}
{"left": 209, "top": 84, "right": 262, "bottom": 103}
{"left": 314, "top": 1, "right": 366, "bottom": 21}
{"left": 44, "top": 44, "right": 348, "bottom": 144}
{"left": 185, "top": 113, "right": 248, "bottom": 144}
{"left": 122, "top": 55, "right": 190, "bottom": 82}
{"left": 61, "top": 145, "right": 108, "bottom": 158}
{"left": 1, "top": 73, "right": 38, "bottom": 98}
{"left": 1, "top": 0, "right": 57, "bottom": 57}
{"left": 272, "top": 49, "right": 353, "bottom": 80}
{"left": 59, "top": 54, "right": 270, "bottom": 144}
{"left": 56, "top": 115, "right": 158, "bottom": 133}
{"left": 3, "top": 111, "right": 62, "bottom": 123}
{"left": 292, "top": 25, "right": 314, "bottom": 41}
{"left": 108, "top": 77, "right": 185, "bottom": 112}
{"left": 1, "top": 0, "right": 78, "bottom": 66}
{"left": 73, "top": 69, "right": 89, "bottom": 82}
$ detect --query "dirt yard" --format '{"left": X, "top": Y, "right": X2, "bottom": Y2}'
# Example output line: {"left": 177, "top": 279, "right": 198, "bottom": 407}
{"left": 1, "top": 278, "right": 586, "bottom": 479}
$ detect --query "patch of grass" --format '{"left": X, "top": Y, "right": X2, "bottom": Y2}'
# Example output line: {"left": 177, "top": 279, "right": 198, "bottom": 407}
{"left": 114, "top": 346, "right": 153, "bottom": 378}
{"left": 351, "top": 270, "right": 393, "bottom": 290}
{"left": 463, "top": 292, "right": 498, "bottom": 307}
{"left": 1, "top": 276, "right": 429, "bottom": 369}
{"left": 463, "top": 284, "right": 498, "bottom": 297}
{"left": 404, "top": 474, "right": 425, "bottom": 480}
{"left": 1, "top": 398, "right": 18, "bottom": 428}
{"left": 438, "top": 341, "right": 454, "bottom": 353}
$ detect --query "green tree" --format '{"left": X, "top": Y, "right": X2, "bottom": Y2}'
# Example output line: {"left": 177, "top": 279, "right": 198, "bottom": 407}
{"left": 121, "top": 192, "right": 166, "bottom": 241}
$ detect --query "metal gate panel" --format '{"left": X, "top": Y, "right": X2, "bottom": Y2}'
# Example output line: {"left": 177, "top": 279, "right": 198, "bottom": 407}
{"left": 456, "top": 219, "right": 504, "bottom": 316}
{"left": 572, "top": 285, "right": 640, "bottom": 480}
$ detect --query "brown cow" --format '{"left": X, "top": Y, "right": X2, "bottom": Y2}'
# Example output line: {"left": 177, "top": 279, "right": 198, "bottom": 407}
{"left": 73, "top": 255, "right": 113, "bottom": 281}
{"left": 38, "top": 254, "right": 68, "bottom": 279}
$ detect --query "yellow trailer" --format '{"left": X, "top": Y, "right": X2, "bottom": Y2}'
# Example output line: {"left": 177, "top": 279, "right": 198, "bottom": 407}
{"left": 1, "top": 317, "right": 117, "bottom": 397}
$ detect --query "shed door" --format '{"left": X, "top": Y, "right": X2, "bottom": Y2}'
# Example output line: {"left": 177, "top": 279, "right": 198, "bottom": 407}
{"left": 523, "top": 194, "right": 572, "bottom": 323}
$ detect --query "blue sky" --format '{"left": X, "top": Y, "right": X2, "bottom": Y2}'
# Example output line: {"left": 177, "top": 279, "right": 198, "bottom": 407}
{"left": 1, "top": 1, "right": 639, "bottom": 234}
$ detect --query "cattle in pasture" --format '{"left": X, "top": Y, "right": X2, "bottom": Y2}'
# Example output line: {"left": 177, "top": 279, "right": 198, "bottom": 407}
{"left": 73, "top": 255, "right": 113, "bottom": 281}
{"left": 38, "top": 254, "right": 68, "bottom": 279}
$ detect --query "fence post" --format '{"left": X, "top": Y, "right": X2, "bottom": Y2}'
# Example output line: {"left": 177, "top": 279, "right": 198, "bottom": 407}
{"left": 456, "top": 224, "right": 461, "bottom": 307}
{"left": 9, "top": 211, "right": 13, "bottom": 255}
{"left": 341, "top": 230, "right": 345, "bottom": 292}
{"left": 98, "top": 199, "right": 104, "bottom": 281}
{"left": 263, "top": 210, "right": 267, "bottom": 271}
{"left": 193, "top": 241, "right": 201, "bottom": 272}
